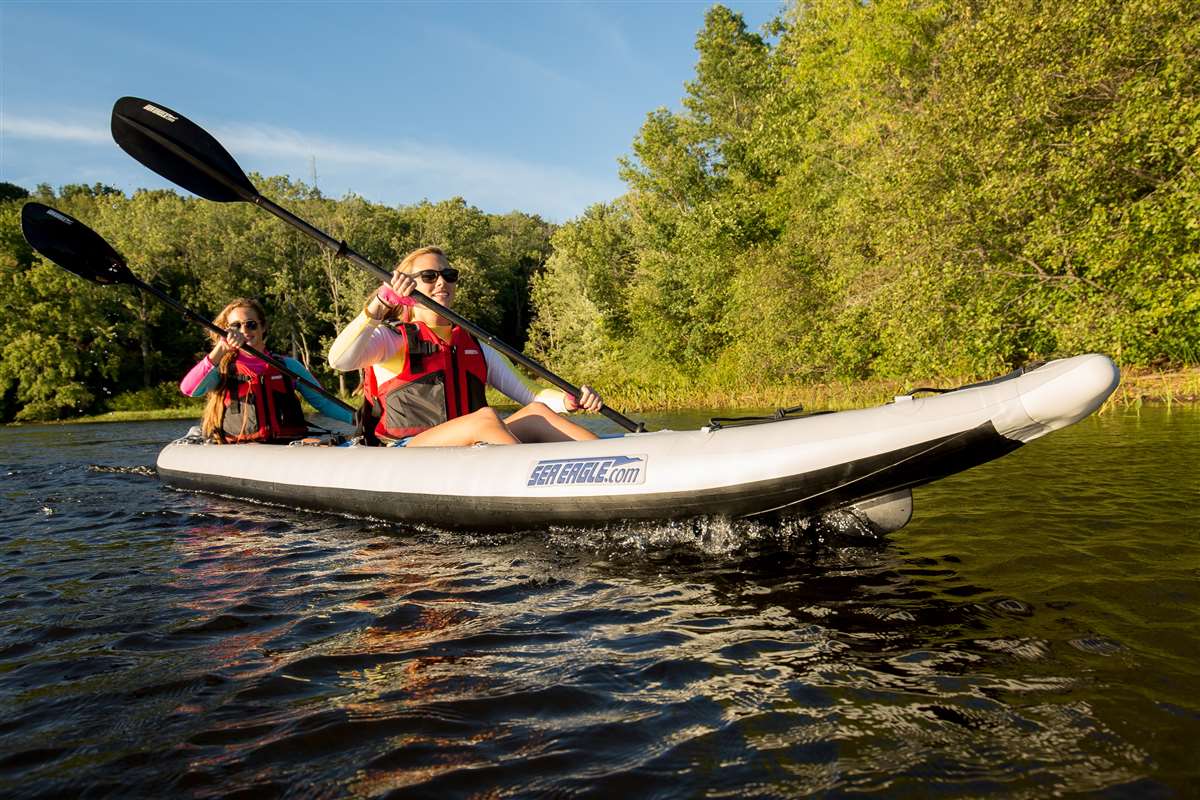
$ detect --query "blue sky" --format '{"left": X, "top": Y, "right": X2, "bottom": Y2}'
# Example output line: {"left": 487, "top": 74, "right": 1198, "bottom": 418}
{"left": 1, "top": 1, "right": 783, "bottom": 221}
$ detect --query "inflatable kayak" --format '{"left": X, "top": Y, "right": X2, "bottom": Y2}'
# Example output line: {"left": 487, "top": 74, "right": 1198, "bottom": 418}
{"left": 156, "top": 354, "right": 1119, "bottom": 532}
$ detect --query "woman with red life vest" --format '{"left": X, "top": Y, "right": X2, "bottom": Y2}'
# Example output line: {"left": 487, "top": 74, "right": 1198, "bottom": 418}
{"left": 328, "top": 246, "right": 602, "bottom": 447}
{"left": 180, "top": 298, "right": 354, "bottom": 443}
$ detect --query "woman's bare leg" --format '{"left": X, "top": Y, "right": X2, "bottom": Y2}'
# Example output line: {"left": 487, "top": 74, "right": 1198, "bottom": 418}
{"left": 503, "top": 402, "right": 599, "bottom": 443}
{"left": 405, "top": 407, "right": 520, "bottom": 447}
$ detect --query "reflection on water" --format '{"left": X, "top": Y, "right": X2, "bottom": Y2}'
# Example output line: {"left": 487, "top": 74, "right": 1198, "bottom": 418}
{"left": 0, "top": 408, "right": 1196, "bottom": 796}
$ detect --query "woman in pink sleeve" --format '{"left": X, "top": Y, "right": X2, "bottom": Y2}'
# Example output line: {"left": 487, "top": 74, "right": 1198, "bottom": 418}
{"left": 181, "top": 298, "right": 351, "bottom": 443}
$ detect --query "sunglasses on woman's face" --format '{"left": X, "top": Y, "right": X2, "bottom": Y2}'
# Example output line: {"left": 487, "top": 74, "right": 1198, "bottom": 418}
{"left": 227, "top": 320, "right": 260, "bottom": 332}
{"left": 409, "top": 268, "right": 460, "bottom": 284}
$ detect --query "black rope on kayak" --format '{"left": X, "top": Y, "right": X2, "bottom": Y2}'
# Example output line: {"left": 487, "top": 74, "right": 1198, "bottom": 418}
{"left": 288, "top": 429, "right": 348, "bottom": 446}
{"left": 899, "top": 360, "right": 1048, "bottom": 398}
{"left": 708, "top": 405, "right": 833, "bottom": 430}
{"left": 286, "top": 416, "right": 348, "bottom": 446}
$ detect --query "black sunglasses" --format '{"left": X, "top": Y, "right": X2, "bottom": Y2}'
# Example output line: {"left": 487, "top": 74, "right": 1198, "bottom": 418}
{"left": 227, "top": 320, "right": 260, "bottom": 331}
{"left": 409, "top": 267, "right": 459, "bottom": 284}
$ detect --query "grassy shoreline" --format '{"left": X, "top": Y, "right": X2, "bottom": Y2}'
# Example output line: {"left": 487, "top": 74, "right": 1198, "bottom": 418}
{"left": 11, "top": 407, "right": 206, "bottom": 426}
{"left": 7, "top": 367, "right": 1197, "bottom": 426}
{"left": 601, "top": 366, "right": 1200, "bottom": 413}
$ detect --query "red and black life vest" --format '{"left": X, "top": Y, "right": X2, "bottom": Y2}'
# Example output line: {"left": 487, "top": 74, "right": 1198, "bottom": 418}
{"left": 219, "top": 356, "right": 310, "bottom": 443}
{"left": 361, "top": 322, "right": 489, "bottom": 441}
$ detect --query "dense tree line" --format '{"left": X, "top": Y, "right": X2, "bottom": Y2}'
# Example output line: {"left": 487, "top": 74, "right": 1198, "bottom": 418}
{"left": 2, "top": 0, "right": 1196, "bottom": 421}
{"left": 529, "top": 0, "right": 1198, "bottom": 397}
{"left": 0, "top": 180, "right": 552, "bottom": 421}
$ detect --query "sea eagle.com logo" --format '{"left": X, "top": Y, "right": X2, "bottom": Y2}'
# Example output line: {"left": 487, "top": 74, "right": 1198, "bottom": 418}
{"left": 527, "top": 455, "right": 646, "bottom": 487}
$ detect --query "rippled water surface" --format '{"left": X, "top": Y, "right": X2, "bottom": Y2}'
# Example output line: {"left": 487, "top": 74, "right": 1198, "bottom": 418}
{"left": 1, "top": 408, "right": 1197, "bottom": 798}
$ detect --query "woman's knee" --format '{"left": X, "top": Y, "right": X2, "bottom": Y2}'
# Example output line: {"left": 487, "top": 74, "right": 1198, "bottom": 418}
{"left": 524, "top": 401, "right": 553, "bottom": 417}
{"left": 467, "top": 406, "right": 503, "bottom": 422}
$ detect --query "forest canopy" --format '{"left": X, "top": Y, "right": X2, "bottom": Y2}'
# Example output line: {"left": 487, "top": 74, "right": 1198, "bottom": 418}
{"left": 2, "top": 0, "right": 1196, "bottom": 421}
{"left": 529, "top": 0, "right": 1198, "bottom": 393}
{"left": 0, "top": 182, "right": 552, "bottom": 421}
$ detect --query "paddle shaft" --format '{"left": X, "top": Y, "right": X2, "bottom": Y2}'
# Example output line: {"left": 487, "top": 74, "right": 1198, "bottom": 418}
{"left": 131, "top": 276, "right": 354, "bottom": 415}
{"left": 252, "top": 195, "right": 645, "bottom": 432}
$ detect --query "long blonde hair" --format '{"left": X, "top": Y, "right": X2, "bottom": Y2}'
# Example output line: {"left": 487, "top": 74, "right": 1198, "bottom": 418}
{"left": 200, "top": 298, "right": 267, "bottom": 441}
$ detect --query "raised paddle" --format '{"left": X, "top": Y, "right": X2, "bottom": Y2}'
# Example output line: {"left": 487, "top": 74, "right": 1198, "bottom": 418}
{"left": 109, "top": 96, "right": 645, "bottom": 433}
{"left": 19, "top": 201, "right": 355, "bottom": 417}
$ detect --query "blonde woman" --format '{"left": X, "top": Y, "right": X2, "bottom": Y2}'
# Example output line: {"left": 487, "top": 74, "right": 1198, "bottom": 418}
{"left": 180, "top": 298, "right": 353, "bottom": 442}
{"left": 328, "top": 247, "right": 601, "bottom": 446}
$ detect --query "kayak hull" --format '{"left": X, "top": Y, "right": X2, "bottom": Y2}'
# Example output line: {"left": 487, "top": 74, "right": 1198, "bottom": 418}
{"left": 156, "top": 354, "right": 1119, "bottom": 531}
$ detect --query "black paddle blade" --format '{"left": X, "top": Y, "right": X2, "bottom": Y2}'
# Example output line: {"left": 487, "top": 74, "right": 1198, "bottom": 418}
{"left": 111, "top": 96, "right": 258, "bottom": 203}
{"left": 20, "top": 202, "right": 137, "bottom": 285}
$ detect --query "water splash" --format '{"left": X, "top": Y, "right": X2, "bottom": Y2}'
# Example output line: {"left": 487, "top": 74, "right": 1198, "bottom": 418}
{"left": 545, "top": 509, "right": 882, "bottom": 557}
{"left": 87, "top": 464, "right": 157, "bottom": 477}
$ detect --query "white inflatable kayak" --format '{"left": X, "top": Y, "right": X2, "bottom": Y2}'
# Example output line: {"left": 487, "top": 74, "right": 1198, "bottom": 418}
{"left": 156, "top": 354, "right": 1119, "bottom": 532}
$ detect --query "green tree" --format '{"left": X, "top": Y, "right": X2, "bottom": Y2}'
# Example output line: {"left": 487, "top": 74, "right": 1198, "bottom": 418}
{"left": 0, "top": 183, "right": 29, "bottom": 203}
{"left": 527, "top": 201, "right": 635, "bottom": 380}
{"left": 0, "top": 200, "right": 128, "bottom": 420}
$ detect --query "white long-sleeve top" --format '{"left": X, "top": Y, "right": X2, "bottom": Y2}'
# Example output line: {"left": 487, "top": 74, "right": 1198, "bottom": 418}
{"left": 328, "top": 312, "right": 568, "bottom": 412}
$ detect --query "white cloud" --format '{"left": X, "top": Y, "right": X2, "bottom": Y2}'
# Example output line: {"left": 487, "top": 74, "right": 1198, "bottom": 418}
{"left": 424, "top": 20, "right": 585, "bottom": 93}
{"left": 569, "top": 3, "right": 640, "bottom": 69}
{"left": 1, "top": 116, "right": 109, "bottom": 145}
{"left": 1, "top": 113, "right": 622, "bottom": 219}
{"left": 215, "top": 122, "right": 619, "bottom": 219}
{"left": 218, "top": 123, "right": 430, "bottom": 171}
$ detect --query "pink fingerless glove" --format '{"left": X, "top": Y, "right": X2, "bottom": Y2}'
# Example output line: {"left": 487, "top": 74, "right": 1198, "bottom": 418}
{"left": 378, "top": 284, "right": 415, "bottom": 307}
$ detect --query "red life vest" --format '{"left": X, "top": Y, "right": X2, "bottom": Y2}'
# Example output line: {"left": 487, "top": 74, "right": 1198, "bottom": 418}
{"left": 362, "top": 322, "right": 489, "bottom": 441}
{"left": 219, "top": 356, "right": 310, "bottom": 443}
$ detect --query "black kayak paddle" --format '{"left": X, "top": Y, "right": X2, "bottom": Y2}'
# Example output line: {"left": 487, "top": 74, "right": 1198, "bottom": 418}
{"left": 109, "top": 96, "right": 644, "bottom": 433}
{"left": 19, "top": 201, "right": 355, "bottom": 416}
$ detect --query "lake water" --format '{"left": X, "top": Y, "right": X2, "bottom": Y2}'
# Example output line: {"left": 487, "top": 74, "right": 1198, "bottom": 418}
{"left": 1, "top": 407, "right": 1197, "bottom": 797}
